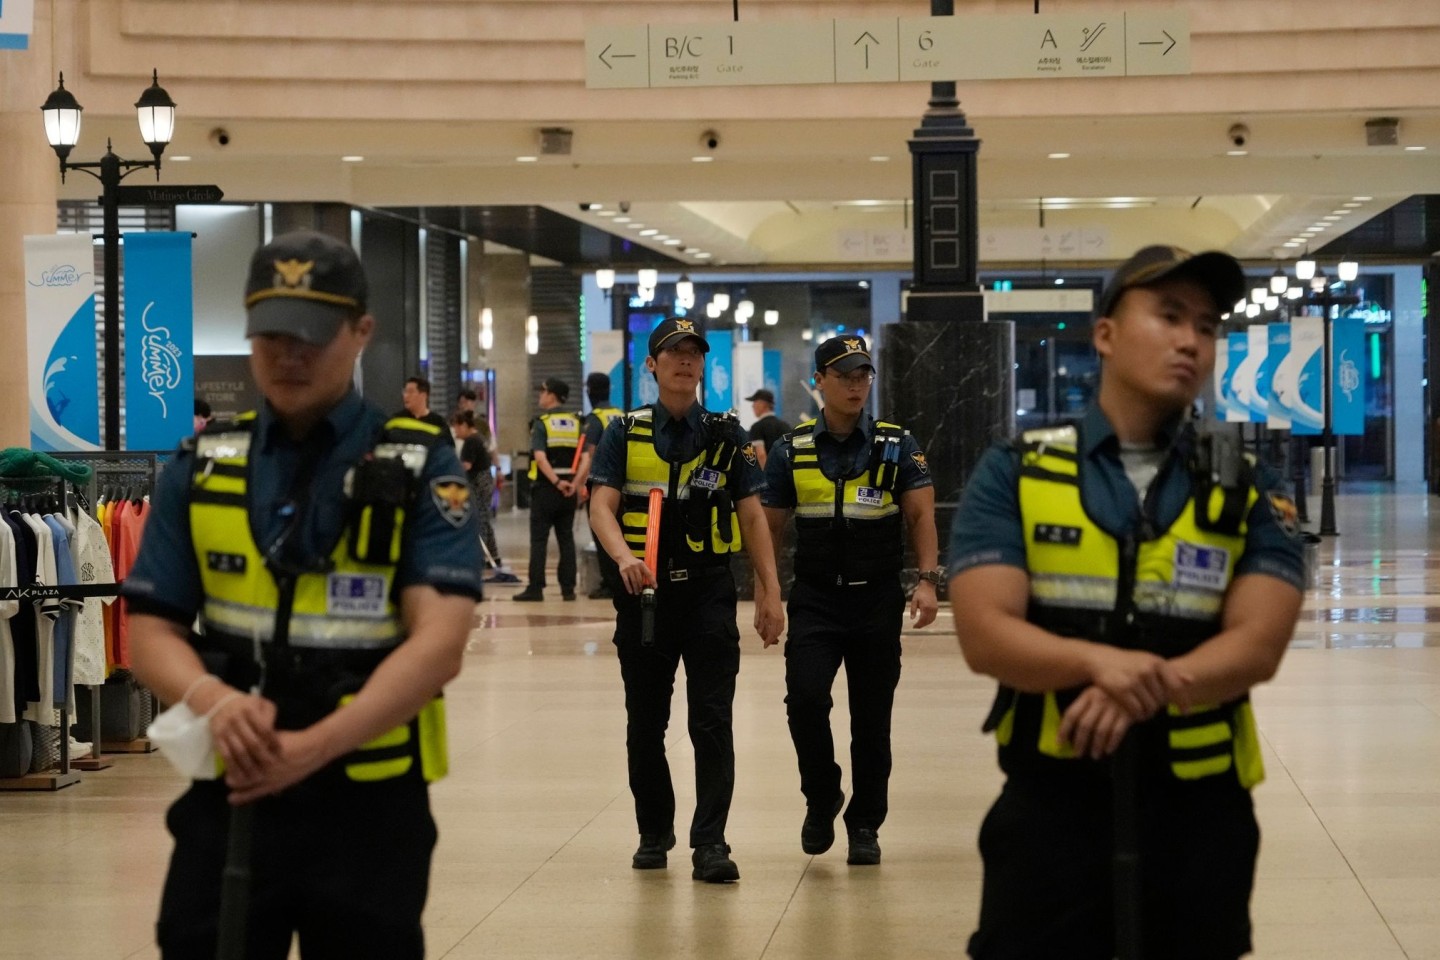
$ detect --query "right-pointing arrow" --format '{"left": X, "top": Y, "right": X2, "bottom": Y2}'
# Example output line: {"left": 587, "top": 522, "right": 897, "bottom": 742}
{"left": 1162, "top": 30, "right": 1176, "bottom": 55}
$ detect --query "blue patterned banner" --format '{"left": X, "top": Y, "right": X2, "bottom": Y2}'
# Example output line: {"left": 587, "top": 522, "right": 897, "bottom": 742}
{"left": 123, "top": 232, "right": 194, "bottom": 451}
{"left": 1330, "top": 317, "right": 1365, "bottom": 437}
{"left": 763, "top": 349, "right": 783, "bottom": 417}
{"left": 23, "top": 234, "right": 100, "bottom": 451}
{"left": 704, "top": 330, "right": 734, "bottom": 412}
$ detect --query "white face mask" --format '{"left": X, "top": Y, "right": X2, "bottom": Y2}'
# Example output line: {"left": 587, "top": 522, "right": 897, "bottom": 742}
{"left": 148, "top": 701, "right": 222, "bottom": 780}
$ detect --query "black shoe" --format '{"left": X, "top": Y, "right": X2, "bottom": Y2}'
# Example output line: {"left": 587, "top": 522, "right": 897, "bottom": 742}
{"left": 801, "top": 792, "right": 845, "bottom": 855}
{"left": 632, "top": 832, "right": 676, "bottom": 870}
{"left": 691, "top": 843, "right": 740, "bottom": 883}
{"left": 511, "top": 589, "right": 544, "bottom": 602}
{"left": 562, "top": 591, "right": 577, "bottom": 601}
{"left": 847, "top": 828, "right": 881, "bottom": 866}
{"left": 588, "top": 585, "right": 614, "bottom": 600}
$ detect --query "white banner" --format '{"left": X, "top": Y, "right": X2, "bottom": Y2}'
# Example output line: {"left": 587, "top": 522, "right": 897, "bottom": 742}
{"left": 24, "top": 234, "right": 101, "bottom": 451}
{"left": 587, "top": 330, "right": 626, "bottom": 409}
{"left": 0, "top": 0, "right": 35, "bottom": 49}
{"left": 733, "top": 341, "right": 765, "bottom": 430}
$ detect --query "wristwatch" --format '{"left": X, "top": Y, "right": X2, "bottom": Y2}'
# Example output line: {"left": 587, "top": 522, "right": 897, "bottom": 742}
{"left": 918, "top": 567, "right": 946, "bottom": 586}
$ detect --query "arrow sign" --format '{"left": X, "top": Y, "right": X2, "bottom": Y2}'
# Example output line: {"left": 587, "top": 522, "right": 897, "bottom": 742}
{"left": 1138, "top": 30, "right": 1177, "bottom": 55}
{"left": 598, "top": 43, "right": 637, "bottom": 70}
{"left": 854, "top": 31, "right": 879, "bottom": 68}
{"left": 114, "top": 184, "right": 224, "bottom": 205}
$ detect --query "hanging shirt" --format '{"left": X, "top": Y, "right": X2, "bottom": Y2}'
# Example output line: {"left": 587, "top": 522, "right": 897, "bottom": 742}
{"left": 19, "top": 511, "right": 61, "bottom": 725}
{"left": 2, "top": 511, "right": 39, "bottom": 714}
{"left": 44, "top": 515, "right": 82, "bottom": 709}
{"left": 69, "top": 509, "right": 117, "bottom": 687}
{"left": 0, "top": 519, "right": 18, "bottom": 725}
{"left": 112, "top": 499, "right": 149, "bottom": 668}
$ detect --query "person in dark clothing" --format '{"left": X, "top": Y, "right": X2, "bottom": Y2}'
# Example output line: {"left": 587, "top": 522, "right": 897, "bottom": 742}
{"left": 950, "top": 245, "right": 1305, "bottom": 960}
{"left": 744, "top": 389, "right": 792, "bottom": 469}
{"left": 400, "top": 377, "right": 453, "bottom": 445}
{"left": 451, "top": 410, "right": 504, "bottom": 576}
{"left": 514, "top": 378, "right": 579, "bottom": 602}
{"left": 573, "top": 372, "right": 624, "bottom": 600}
{"left": 588, "top": 317, "right": 785, "bottom": 884}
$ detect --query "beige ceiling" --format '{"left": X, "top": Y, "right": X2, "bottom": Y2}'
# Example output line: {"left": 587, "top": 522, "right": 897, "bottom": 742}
{"left": 41, "top": 0, "right": 1440, "bottom": 269}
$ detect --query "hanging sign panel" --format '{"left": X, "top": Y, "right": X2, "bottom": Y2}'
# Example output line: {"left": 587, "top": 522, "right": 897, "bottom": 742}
{"left": 0, "top": 0, "right": 35, "bottom": 50}
{"left": 122, "top": 231, "right": 195, "bottom": 452}
{"left": 1264, "top": 324, "right": 1291, "bottom": 430}
{"left": 588, "top": 330, "right": 627, "bottom": 410}
{"left": 704, "top": 330, "right": 735, "bottom": 413}
{"left": 24, "top": 233, "right": 101, "bottom": 451}
{"left": 1283, "top": 317, "right": 1325, "bottom": 436}
{"left": 1222, "top": 332, "right": 1250, "bottom": 423}
{"left": 1330, "top": 317, "right": 1365, "bottom": 437}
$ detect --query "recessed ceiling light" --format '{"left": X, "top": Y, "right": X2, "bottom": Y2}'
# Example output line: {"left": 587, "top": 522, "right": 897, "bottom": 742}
{"left": 639, "top": 229, "right": 659, "bottom": 236}
{"left": 663, "top": 238, "right": 683, "bottom": 246}
{"left": 692, "top": 156, "right": 714, "bottom": 163}
{"left": 1226, "top": 149, "right": 1248, "bottom": 157}
{"left": 869, "top": 155, "right": 890, "bottom": 162}
{"left": 597, "top": 210, "right": 616, "bottom": 217}
{"left": 613, "top": 216, "right": 631, "bottom": 224}
{"left": 1331, "top": 210, "right": 1350, "bottom": 216}
{"left": 516, "top": 156, "right": 538, "bottom": 162}
{"left": 1283, "top": 241, "right": 1301, "bottom": 248}
{"left": 626, "top": 222, "right": 645, "bottom": 230}
{"left": 1352, "top": 196, "right": 1373, "bottom": 202}
{"left": 1322, "top": 215, "right": 1342, "bottom": 221}
{"left": 653, "top": 234, "right": 670, "bottom": 241}
{"left": 694, "top": 252, "right": 713, "bottom": 259}
{"left": 341, "top": 156, "right": 364, "bottom": 163}
{"left": 1048, "top": 152, "right": 1071, "bottom": 159}
{"left": 854, "top": 199, "right": 883, "bottom": 206}
{"left": 170, "top": 155, "right": 191, "bottom": 162}
{"left": 1405, "top": 145, "right": 1427, "bottom": 152}
{"left": 1342, "top": 201, "right": 1362, "bottom": 208}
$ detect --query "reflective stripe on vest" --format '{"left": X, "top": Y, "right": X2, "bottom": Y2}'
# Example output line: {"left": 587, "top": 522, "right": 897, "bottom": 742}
{"left": 995, "top": 425, "right": 1265, "bottom": 788}
{"left": 618, "top": 407, "right": 742, "bottom": 560}
{"left": 528, "top": 411, "right": 581, "bottom": 479}
{"left": 593, "top": 406, "right": 622, "bottom": 431}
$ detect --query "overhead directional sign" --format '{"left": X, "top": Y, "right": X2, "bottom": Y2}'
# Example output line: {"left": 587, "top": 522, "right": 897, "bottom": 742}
{"left": 114, "top": 184, "right": 225, "bottom": 205}
{"left": 585, "top": 10, "right": 1189, "bottom": 89}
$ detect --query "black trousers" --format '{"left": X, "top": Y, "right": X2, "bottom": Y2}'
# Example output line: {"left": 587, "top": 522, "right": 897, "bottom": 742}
{"left": 612, "top": 571, "right": 740, "bottom": 847}
{"left": 157, "top": 772, "right": 436, "bottom": 960}
{"left": 527, "top": 480, "right": 576, "bottom": 592}
{"left": 968, "top": 765, "right": 1259, "bottom": 960}
{"left": 783, "top": 578, "right": 904, "bottom": 831}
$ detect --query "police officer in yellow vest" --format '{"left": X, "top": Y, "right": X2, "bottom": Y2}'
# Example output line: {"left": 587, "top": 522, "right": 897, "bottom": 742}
{"left": 515, "top": 377, "right": 581, "bottom": 601}
{"left": 762, "top": 335, "right": 939, "bottom": 866}
{"left": 573, "top": 371, "right": 624, "bottom": 599}
{"left": 124, "top": 230, "right": 482, "bottom": 959}
{"left": 588, "top": 317, "right": 785, "bottom": 883}
{"left": 949, "top": 246, "right": 1305, "bottom": 960}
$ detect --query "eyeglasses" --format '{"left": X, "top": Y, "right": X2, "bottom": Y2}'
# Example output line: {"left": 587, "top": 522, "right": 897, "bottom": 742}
{"left": 829, "top": 370, "right": 875, "bottom": 386}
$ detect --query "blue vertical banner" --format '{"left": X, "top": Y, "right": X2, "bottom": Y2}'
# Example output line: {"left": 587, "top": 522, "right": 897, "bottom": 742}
{"left": 123, "top": 231, "right": 194, "bottom": 451}
{"left": 1265, "top": 323, "right": 1291, "bottom": 429}
{"left": 1330, "top": 316, "right": 1365, "bottom": 436}
{"left": 0, "top": 0, "right": 36, "bottom": 49}
{"left": 704, "top": 330, "right": 734, "bottom": 411}
{"left": 763, "top": 349, "right": 783, "bottom": 417}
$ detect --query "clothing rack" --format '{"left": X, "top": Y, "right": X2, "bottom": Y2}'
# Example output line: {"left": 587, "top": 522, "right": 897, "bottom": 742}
{"left": 0, "top": 471, "right": 110, "bottom": 790}
{"left": 49, "top": 452, "right": 164, "bottom": 757}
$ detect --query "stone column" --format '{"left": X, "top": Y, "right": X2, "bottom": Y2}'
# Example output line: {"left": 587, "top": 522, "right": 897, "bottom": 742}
{"left": 0, "top": 13, "right": 60, "bottom": 447}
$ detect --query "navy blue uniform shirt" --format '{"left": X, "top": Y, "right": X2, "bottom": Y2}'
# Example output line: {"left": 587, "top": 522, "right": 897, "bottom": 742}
{"left": 761, "top": 410, "right": 932, "bottom": 508}
{"left": 588, "top": 402, "right": 767, "bottom": 501}
{"left": 122, "top": 390, "right": 483, "bottom": 625}
{"left": 948, "top": 404, "right": 1305, "bottom": 591}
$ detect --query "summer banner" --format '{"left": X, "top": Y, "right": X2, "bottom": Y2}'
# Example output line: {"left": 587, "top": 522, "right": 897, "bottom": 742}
{"left": 122, "top": 231, "right": 194, "bottom": 451}
{"left": 24, "top": 233, "right": 100, "bottom": 451}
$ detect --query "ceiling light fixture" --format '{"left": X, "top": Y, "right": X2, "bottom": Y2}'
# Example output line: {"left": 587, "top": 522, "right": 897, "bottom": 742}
{"left": 637, "top": 268, "right": 659, "bottom": 289}
{"left": 1226, "top": 149, "right": 1248, "bottom": 157}
{"left": 692, "top": 156, "right": 714, "bottom": 163}
{"left": 1405, "top": 145, "right": 1427, "bottom": 152}
{"left": 764, "top": 309, "right": 779, "bottom": 326}
{"left": 341, "top": 155, "right": 364, "bottom": 162}
{"left": 516, "top": 156, "right": 538, "bottom": 162}
{"left": 1047, "top": 152, "right": 1071, "bottom": 159}
{"left": 595, "top": 269, "right": 615, "bottom": 291}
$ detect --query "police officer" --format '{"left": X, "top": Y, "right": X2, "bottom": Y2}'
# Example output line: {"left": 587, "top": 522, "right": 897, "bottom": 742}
{"left": 124, "top": 230, "right": 483, "bottom": 958}
{"left": 949, "top": 245, "right": 1305, "bottom": 960}
{"left": 573, "top": 371, "right": 624, "bottom": 600}
{"left": 588, "top": 317, "right": 784, "bottom": 884}
{"left": 515, "top": 378, "right": 580, "bottom": 602}
{"left": 762, "top": 335, "right": 939, "bottom": 866}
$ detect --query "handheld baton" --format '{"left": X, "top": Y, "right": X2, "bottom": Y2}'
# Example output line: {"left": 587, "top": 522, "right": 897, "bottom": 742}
{"left": 640, "top": 488, "right": 662, "bottom": 646}
{"left": 1111, "top": 732, "right": 1144, "bottom": 960}
{"left": 570, "top": 436, "right": 587, "bottom": 474}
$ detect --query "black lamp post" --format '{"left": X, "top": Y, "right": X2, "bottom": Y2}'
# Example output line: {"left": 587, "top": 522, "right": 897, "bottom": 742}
{"left": 1301, "top": 283, "right": 1359, "bottom": 537}
{"left": 40, "top": 70, "right": 177, "bottom": 450}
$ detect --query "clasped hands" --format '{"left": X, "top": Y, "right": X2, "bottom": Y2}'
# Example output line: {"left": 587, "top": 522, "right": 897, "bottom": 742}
{"left": 201, "top": 687, "right": 330, "bottom": 806}
{"left": 1058, "top": 647, "right": 1193, "bottom": 760}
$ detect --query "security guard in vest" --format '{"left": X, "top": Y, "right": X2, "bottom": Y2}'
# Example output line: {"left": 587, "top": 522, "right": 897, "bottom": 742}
{"left": 588, "top": 317, "right": 785, "bottom": 883}
{"left": 124, "top": 230, "right": 483, "bottom": 959}
{"left": 515, "top": 377, "right": 580, "bottom": 602}
{"left": 762, "top": 335, "right": 939, "bottom": 866}
{"left": 574, "top": 371, "right": 624, "bottom": 599}
{"left": 949, "top": 246, "right": 1305, "bottom": 960}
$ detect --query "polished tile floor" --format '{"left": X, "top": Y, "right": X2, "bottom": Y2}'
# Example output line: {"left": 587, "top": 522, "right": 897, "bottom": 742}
{"left": 3, "top": 493, "right": 1439, "bottom": 959}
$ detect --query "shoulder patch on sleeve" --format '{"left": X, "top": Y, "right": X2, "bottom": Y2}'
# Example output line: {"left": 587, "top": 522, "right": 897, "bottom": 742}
{"left": 1265, "top": 491, "right": 1301, "bottom": 539}
{"left": 430, "top": 476, "right": 473, "bottom": 528}
{"left": 742, "top": 445, "right": 759, "bottom": 467}
{"left": 911, "top": 451, "right": 929, "bottom": 475}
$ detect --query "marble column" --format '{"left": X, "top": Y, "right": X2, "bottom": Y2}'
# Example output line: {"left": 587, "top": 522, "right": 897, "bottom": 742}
{"left": 881, "top": 318, "right": 1015, "bottom": 560}
{"left": 0, "top": 17, "right": 60, "bottom": 448}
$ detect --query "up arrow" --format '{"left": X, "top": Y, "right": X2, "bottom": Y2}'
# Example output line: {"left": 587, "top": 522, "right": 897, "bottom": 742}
{"left": 854, "top": 30, "right": 879, "bottom": 68}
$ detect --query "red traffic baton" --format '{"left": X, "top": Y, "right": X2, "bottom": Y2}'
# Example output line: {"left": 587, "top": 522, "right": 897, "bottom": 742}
{"left": 640, "top": 488, "right": 662, "bottom": 646}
